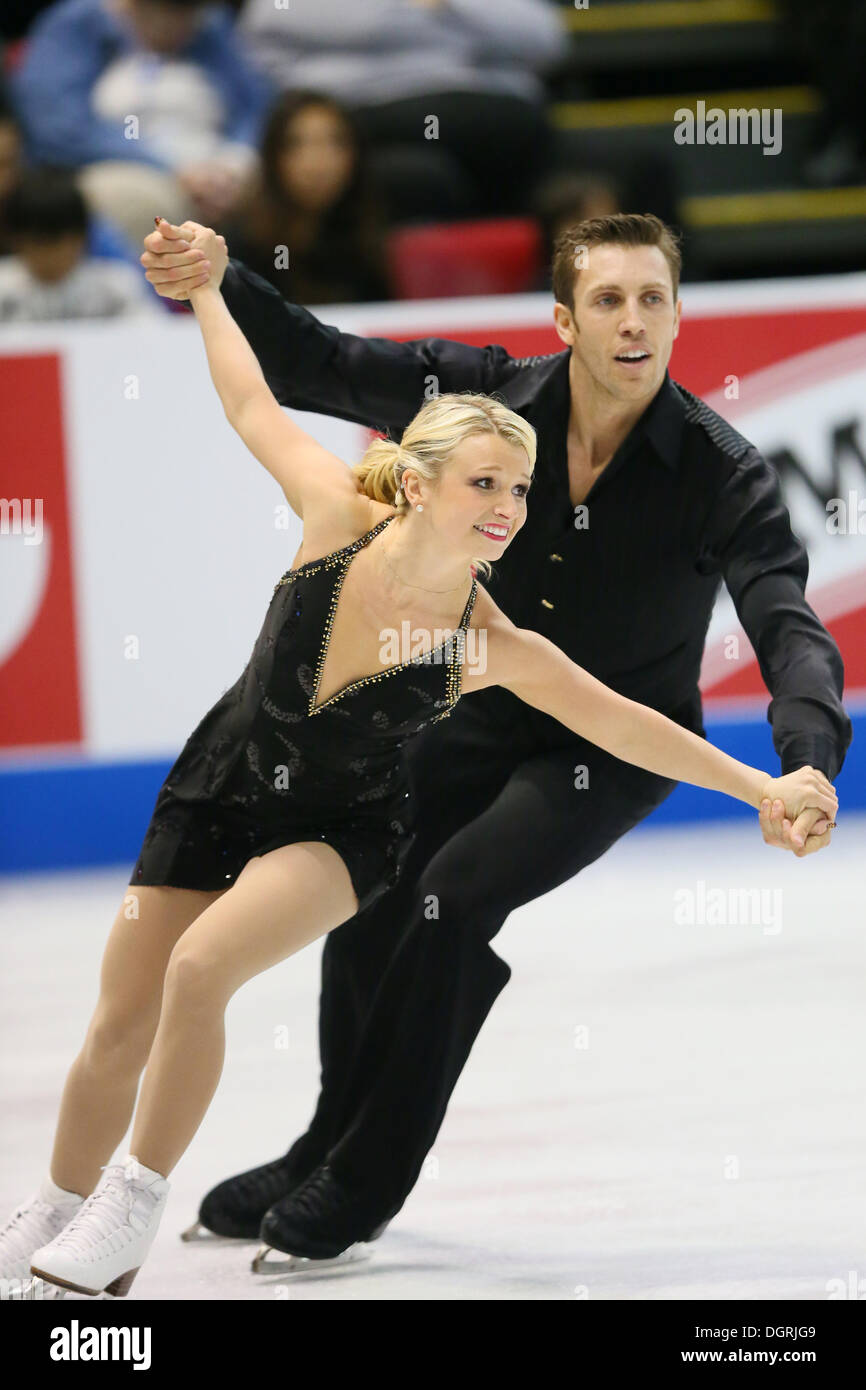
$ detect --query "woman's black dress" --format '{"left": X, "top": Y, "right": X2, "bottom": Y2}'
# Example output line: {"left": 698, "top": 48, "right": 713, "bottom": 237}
{"left": 131, "top": 516, "right": 478, "bottom": 913}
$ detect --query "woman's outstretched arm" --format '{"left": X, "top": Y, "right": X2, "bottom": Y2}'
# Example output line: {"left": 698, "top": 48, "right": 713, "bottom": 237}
{"left": 184, "top": 228, "right": 360, "bottom": 520}
{"left": 484, "top": 621, "right": 838, "bottom": 830}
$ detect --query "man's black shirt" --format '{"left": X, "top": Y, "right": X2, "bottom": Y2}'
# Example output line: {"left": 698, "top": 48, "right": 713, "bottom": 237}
{"left": 219, "top": 260, "right": 852, "bottom": 780}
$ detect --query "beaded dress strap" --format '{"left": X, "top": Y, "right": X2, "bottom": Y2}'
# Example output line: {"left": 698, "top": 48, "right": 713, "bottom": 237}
{"left": 274, "top": 515, "right": 394, "bottom": 591}
{"left": 459, "top": 577, "right": 478, "bottom": 631}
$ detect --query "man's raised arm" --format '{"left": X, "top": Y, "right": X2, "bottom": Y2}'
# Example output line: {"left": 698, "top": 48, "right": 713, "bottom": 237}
{"left": 141, "top": 221, "right": 523, "bottom": 432}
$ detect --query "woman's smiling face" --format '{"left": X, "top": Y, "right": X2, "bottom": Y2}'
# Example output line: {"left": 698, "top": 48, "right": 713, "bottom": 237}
{"left": 405, "top": 433, "right": 533, "bottom": 558}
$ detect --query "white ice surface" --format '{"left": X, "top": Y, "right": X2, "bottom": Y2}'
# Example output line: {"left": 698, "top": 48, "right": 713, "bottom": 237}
{"left": 1, "top": 816, "right": 863, "bottom": 1301}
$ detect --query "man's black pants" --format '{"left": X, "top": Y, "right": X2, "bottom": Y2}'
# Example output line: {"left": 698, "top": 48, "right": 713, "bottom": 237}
{"left": 284, "top": 692, "right": 683, "bottom": 1221}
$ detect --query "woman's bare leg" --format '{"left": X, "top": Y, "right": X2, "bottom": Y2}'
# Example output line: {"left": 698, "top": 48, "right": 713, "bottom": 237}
{"left": 129, "top": 842, "right": 359, "bottom": 1179}
{"left": 50, "top": 884, "right": 228, "bottom": 1197}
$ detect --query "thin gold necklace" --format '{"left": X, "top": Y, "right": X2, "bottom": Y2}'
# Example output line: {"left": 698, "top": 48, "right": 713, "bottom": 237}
{"left": 378, "top": 535, "right": 469, "bottom": 595}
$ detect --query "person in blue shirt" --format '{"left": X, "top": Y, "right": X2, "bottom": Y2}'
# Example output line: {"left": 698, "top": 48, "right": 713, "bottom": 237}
{"left": 11, "top": 0, "right": 273, "bottom": 247}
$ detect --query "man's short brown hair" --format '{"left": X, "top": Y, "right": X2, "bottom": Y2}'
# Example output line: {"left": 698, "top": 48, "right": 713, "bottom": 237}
{"left": 552, "top": 213, "right": 682, "bottom": 311}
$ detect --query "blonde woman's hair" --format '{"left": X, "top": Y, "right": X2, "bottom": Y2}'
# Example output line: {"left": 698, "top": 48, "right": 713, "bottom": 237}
{"left": 351, "top": 391, "right": 537, "bottom": 580}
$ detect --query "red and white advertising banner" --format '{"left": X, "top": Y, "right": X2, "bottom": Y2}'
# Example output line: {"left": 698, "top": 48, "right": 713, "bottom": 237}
{"left": 1, "top": 274, "right": 865, "bottom": 765}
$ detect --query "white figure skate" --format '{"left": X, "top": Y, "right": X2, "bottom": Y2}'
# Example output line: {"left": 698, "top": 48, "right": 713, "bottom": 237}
{"left": 30, "top": 1155, "right": 169, "bottom": 1298}
{"left": 0, "top": 1174, "right": 84, "bottom": 1300}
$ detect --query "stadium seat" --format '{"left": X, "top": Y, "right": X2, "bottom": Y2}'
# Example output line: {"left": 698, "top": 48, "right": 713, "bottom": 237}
{"left": 386, "top": 217, "right": 542, "bottom": 299}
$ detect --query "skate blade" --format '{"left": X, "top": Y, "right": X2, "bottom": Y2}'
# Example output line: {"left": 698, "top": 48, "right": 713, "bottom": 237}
{"left": 251, "top": 1242, "right": 375, "bottom": 1276}
{"left": 180, "top": 1219, "right": 255, "bottom": 1244}
{"left": 1, "top": 1275, "right": 68, "bottom": 1301}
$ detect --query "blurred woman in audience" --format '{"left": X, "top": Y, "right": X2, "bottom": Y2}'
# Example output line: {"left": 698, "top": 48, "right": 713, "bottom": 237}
{"left": 238, "top": 0, "right": 565, "bottom": 223}
{"left": 219, "top": 90, "right": 390, "bottom": 305}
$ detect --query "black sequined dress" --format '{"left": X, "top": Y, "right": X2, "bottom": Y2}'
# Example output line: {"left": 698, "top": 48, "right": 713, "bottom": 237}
{"left": 131, "top": 515, "right": 478, "bottom": 912}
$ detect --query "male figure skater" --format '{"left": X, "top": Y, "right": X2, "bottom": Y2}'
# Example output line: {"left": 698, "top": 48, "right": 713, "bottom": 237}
{"left": 141, "top": 213, "right": 850, "bottom": 1264}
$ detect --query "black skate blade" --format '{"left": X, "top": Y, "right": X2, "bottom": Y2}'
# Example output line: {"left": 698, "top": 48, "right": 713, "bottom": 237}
{"left": 251, "top": 1242, "right": 376, "bottom": 1277}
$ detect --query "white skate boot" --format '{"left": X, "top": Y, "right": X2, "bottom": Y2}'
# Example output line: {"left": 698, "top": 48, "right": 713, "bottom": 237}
{"left": 30, "top": 1154, "right": 170, "bottom": 1298}
{"left": 0, "top": 1174, "right": 85, "bottom": 1300}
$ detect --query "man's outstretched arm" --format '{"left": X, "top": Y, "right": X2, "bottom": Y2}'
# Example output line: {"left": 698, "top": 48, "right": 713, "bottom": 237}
{"left": 141, "top": 221, "right": 523, "bottom": 431}
{"left": 704, "top": 448, "right": 851, "bottom": 778}
{"left": 701, "top": 447, "right": 852, "bottom": 855}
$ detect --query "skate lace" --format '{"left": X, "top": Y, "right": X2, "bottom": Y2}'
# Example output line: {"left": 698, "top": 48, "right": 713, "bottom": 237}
{"left": 289, "top": 1165, "right": 350, "bottom": 1220}
{"left": 235, "top": 1156, "right": 294, "bottom": 1198}
{"left": 51, "top": 1158, "right": 155, "bottom": 1255}
{"left": 0, "top": 1199, "right": 64, "bottom": 1261}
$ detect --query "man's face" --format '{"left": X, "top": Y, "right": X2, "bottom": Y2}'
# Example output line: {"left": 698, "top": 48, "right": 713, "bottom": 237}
{"left": 554, "top": 243, "right": 682, "bottom": 405}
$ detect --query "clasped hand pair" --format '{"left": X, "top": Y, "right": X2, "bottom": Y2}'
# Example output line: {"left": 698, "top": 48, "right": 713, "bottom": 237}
{"left": 141, "top": 218, "right": 228, "bottom": 298}
{"left": 758, "top": 768, "right": 837, "bottom": 857}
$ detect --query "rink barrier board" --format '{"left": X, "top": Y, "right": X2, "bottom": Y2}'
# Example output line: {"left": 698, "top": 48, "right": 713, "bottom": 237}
{"left": 2, "top": 275, "right": 865, "bottom": 872}
{"left": 1, "top": 707, "right": 863, "bottom": 875}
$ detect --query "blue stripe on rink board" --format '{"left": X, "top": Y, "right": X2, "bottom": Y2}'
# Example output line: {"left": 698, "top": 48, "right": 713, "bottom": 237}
{"left": 0, "top": 758, "right": 171, "bottom": 875}
{"left": 1, "top": 713, "right": 863, "bottom": 874}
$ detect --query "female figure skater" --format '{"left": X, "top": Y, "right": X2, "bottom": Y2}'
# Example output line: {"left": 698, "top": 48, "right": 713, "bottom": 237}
{"left": 2, "top": 224, "right": 837, "bottom": 1299}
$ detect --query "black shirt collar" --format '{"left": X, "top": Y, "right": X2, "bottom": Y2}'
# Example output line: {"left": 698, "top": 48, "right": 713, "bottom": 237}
{"left": 531, "top": 354, "right": 685, "bottom": 473}
{"left": 640, "top": 372, "right": 686, "bottom": 471}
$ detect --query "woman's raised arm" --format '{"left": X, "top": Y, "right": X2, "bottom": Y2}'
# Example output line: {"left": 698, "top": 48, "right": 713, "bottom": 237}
{"left": 185, "top": 228, "right": 359, "bottom": 519}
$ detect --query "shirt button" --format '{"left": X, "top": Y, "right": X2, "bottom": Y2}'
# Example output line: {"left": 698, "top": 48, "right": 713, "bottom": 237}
{"left": 541, "top": 598, "right": 554, "bottom": 609}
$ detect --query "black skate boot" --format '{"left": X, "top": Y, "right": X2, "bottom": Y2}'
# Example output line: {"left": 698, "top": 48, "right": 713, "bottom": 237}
{"left": 181, "top": 1150, "right": 317, "bottom": 1241}
{"left": 252, "top": 1164, "right": 390, "bottom": 1273}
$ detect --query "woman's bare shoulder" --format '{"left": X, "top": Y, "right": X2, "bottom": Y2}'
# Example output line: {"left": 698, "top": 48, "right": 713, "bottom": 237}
{"left": 294, "top": 495, "right": 395, "bottom": 570}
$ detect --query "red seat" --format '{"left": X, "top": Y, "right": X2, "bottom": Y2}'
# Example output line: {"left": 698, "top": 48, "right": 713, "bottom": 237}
{"left": 386, "top": 217, "right": 542, "bottom": 299}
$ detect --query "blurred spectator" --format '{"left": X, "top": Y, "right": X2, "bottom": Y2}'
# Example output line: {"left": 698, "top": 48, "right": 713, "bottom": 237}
{"left": 533, "top": 171, "right": 623, "bottom": 248}
{"left": 10, "top": 0, "right": 273, "bottom": 248}
{"left": 533, "top": 147, "right": 685, "bottom": 276}
{"left": 0, "top": 166, "right": 162, "bottom": 319}
{"left": 0, "top": 99, "right": 25, "bottom": 255}
{"left": 219, "top": 91, "right": 390, "bottom": 306}
{"left": 0, "top": 92, "right": 152, "bottom": 266}
{"left": 530, "top": 173, "right": 624, "bottom": 294}
{"left": 782, "top": 0, "right": 866, "bottom": 185}
{"left": 238, "top": 0, "right": 566, "bottom": 222}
